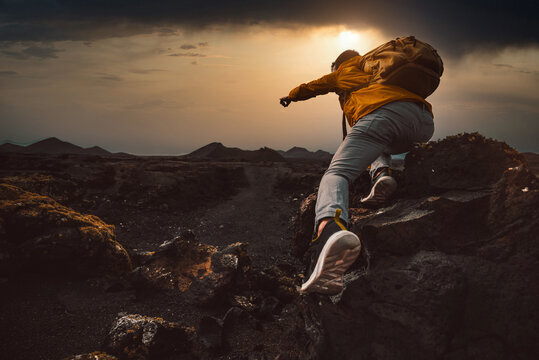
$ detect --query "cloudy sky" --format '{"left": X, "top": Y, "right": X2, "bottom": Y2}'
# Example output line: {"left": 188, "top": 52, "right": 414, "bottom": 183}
{"left": 1, "top": 0, "right": 538, "bottom": 154}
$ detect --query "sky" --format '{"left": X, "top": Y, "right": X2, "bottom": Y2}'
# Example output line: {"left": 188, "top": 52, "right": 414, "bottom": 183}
{"left": 0, "top": 0, "right": 538, "bottom": 155}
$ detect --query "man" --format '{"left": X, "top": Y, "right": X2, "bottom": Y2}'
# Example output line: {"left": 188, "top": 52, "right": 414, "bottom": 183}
{"left": 280, "top": 49, "right": 434, "bottom": 295}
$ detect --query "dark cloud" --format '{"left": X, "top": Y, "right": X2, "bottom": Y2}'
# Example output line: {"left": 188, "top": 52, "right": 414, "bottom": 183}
{"left": 0, "top": 70, "right": 18, "bottom": 76}
{"left": 0, "top": 1, "right": 537, "bottom": 55}
{"left": 493, "top": 63, "right": 539, "bottom": 76}
{"left": 0, "top": 45, "right": 63, "bottom": 59}
{"left": 168, "top": 52, "right": 206, "bottom": 57}
{"left": 96, "top": 72, "right": 122, "bottom": 81}
{"left": 180, "top": 44, "right": 196, "bottom": 49}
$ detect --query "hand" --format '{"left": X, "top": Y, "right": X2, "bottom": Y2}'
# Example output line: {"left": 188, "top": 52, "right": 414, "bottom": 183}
{"left": 279, "top": 96, "right": 291, "bottom": 107}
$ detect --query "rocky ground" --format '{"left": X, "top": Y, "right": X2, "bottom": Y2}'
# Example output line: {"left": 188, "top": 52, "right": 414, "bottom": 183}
{"left": 0, "top": 133, "right": 538, "bottom": 360}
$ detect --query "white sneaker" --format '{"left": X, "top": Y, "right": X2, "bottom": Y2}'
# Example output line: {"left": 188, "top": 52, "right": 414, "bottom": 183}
{"left": 360, "top": 169, "right": 397, "bottom": 206}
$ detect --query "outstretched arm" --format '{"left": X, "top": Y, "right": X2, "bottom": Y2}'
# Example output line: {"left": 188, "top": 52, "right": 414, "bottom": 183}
{"left": 279, "top": 72, "right": 338, "bottom": 107}
{"left": 280, "top": 65, "right": 371, "bottom": 107}
{"left": 290, "top": 72, "right": 339, "bottom": 101}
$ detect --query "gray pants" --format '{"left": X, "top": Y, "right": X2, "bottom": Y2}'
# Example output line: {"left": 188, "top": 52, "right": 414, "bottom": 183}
{"left": 315, "top": 101, "right": 434, "bottom": 228}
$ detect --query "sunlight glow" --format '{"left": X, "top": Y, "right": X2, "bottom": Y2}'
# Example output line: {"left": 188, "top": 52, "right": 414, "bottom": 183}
{"left": 338, "top": 30, "right": 359, "bottom": 49}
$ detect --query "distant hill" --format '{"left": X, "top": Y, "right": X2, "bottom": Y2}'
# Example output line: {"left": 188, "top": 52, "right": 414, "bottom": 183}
{"left": 0, "top": 137, "right": 117, "bottom": 156}
{"left": 188, "top": 142, "right": 285, "bottom": 162}
{"left": 278, "top": 146, "right": 333, "bottom": 161}
{"left": 24, "top": 137, "right": 88, "bottom": 154}
{"left": 0, "top": 143, "right": 25, "bottom": 152}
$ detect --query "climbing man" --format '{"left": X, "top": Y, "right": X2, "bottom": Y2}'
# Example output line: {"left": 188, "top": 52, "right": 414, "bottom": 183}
{"left": 280, "top": 38, "right": 442, "bottom": 295}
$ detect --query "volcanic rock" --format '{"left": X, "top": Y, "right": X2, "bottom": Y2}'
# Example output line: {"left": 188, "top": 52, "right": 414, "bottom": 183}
{"left": 291, "top": 133, "right": 539, "bottom": 359}
{"left": 0, "top": 183, "right": 131, "bottom": 277}
{"left": 0, "top": 173, "right": 83, "bottom": 204}
{"left": 63, "top": 352, "right": 118, "bottom": 360}
{"left": 131, "top": 231, "right": 252, "bottom": 306}
{"left": 290, "top": 193, "right": 317, "bottom": 259}
{"left": 185, "top": 242, "right": 251, "bottom": 306}
{"left": 132, "top": 230, "right": 216, "bottom": 293}
{"left": 103, "top": 314, "right": 196, "bottom": 360}
{"left": 198, "top": 315, "right": 225, "bottom": 352}
{"left": 322, "top": 251, "right": 466, "bottom": 359}
{"left": 404, "top": 132, "right": 524, "bottom": 194}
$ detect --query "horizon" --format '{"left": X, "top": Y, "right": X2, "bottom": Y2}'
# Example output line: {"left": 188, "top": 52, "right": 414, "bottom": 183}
{"left": 1, "top": 1, "right": 538, "bottom": 154}
{"left": 2, "top": 135, "right": 536, "bottom": 159}
{"left": 0, "top": 135, "right": 337, "bottom": 155}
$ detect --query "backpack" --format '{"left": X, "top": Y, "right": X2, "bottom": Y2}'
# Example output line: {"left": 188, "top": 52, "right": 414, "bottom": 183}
{"left": 340, "top": 36, "right": 443, "bottom": 139}
{"left": 359, "top": 36, "right": 444, "bottom": 98}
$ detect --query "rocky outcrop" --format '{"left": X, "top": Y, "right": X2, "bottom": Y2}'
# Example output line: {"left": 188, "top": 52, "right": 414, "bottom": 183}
{"left": 0, "top": 183, "right": 131, "bottom": 277}
{"left": 132, "top": 231, "right": 252, "bottom": 306}
{"left": 63, "top": 352, "right": 118, "bottom": 360}
{"left": 103, "top": 314, "right": 196, "bottom": 360}
{"left": 0, "top": 153, "right": 249, "bottom": 213}
{"left": 132, "top": 230, "right": 217, "bottom": 293}
{"left": 403, "top": 132, "right": 524, "bottom": 194}
{"left": 292, "top": 133, "right": 539, "bottom": 359}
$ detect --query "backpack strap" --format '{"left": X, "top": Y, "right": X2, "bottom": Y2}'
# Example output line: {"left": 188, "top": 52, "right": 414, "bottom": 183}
{"left": 341, "top": 111, "right": 347, "bottom": 140}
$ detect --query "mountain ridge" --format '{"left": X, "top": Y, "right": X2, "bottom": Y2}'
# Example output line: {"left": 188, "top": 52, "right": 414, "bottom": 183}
{"left": 0, "top": 137, "right": 117, "bottom": 156}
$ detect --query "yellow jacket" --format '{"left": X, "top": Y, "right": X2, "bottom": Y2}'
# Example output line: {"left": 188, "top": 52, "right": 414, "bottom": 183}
{"left": 287, "top": 56, "right": 433, "bottom": 127}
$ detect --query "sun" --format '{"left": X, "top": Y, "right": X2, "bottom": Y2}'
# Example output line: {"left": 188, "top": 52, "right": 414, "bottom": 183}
{"left": 338, "top": 30, "right": 359, "bottom": 49}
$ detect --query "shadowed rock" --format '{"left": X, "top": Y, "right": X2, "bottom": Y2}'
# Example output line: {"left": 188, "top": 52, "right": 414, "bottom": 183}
{"left": 103, "top": 314, "right": 196, "bottom": 360}
{"left": 323, "top": 251, "right": 466, "bottom": 359}
{"left": 291, "top": 133, "right": 539, "bottom": 359}
{"left": 404, "top": 132, "right": 524, "bottom": 194}
{"left": 0, "top": 183, "right": 132, "bottom": 277}
{"left": 132, "top": 231, "right": 252, "bottom": 306}
{"left": 185, "top": 242, "right": 251, "bottom": 306}
{"left": 63, "top": 352, "right": 118, "bottom": 360}
{"left": 132, "top": 230, "right": 217, "bottom": 293}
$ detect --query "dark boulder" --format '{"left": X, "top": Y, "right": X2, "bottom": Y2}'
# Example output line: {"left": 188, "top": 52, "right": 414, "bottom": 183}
{"left": 63, "top": 352, "right": 118, "bottom": 360}
{"left": 322, "top": 251, "right": 466, "bottom": 359}
{"left": 0, "top": 183, "right": 131, "bottom": 277}
{"left": 290, "top": 133, "right": 539, "bottom": 359}
{"left": 185, "top": 242, "right": 251, "bottom": 306}
{"left": 132, "top": 231, "right": 252, "bottom": 306}
{"left": 132, "top": 230, "right": 217, "bottom": 293}
{"left": 103, "top": 314, "right": 196, "bottom": 360}
{"left": 290, "top": 193, "right": 317, "bottom": 259}
{"left": 404, "top": 132, "right": 524, "bottom": 194}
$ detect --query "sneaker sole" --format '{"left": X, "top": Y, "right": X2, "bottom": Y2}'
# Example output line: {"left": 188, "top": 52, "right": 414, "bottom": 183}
{"left": 300, "top": 231, "right": 361, "bottom": 295}
{"left": 360, "top": 176, "right": 397, "bottom": 206}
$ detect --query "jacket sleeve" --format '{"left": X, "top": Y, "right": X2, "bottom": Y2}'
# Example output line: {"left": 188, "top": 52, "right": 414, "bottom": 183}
{"left": 288, "top": 72, "right": 338, "bottom": 101}
{"left": 288, "top": 66, "right": 372, "bottom": 101}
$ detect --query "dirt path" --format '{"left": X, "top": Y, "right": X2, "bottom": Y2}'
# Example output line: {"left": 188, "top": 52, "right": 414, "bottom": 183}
{"left": 191, "top": 164, "right": 299, "bottom": 268}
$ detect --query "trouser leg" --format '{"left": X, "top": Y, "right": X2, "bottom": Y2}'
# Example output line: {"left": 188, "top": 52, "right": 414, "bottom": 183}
{"left": 369, "top": 153, "right": 392, "bottom": 179}
{"left": 315, "top": 119, "right": 388, "bottom": 228}
{"left": 314, "top": 101, "right": 434, "bottom": 230}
